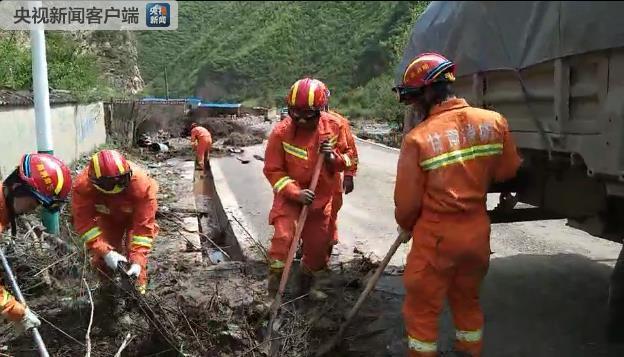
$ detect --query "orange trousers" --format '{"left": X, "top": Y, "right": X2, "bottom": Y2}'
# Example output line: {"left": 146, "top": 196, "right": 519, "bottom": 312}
{"left": 329, "top": 193, "right": 342, "bottom": 245}
{"left": 91, "top": 219, "right": 149, "bottom": 290}
{"left": 195, "top": 137, "right": 212, "bottom": 170}
{"left": 404, "top": 212, "right": 491, "bottom": 357}
{"left": 269, "top": 198, "right": 333, "bottom": 272}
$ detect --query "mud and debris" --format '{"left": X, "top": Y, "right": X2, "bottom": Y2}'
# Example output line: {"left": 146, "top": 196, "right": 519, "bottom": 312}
{"left": 224, "top": 132, "right": 263, "bottom": 147}
{"left": 0, "top": 115, "right": 404, "bottom": 356}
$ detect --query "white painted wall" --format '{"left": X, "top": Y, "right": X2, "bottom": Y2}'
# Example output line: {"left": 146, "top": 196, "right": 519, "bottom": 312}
{"left": 0, "top": 102, "right": 106, "bottom": 178}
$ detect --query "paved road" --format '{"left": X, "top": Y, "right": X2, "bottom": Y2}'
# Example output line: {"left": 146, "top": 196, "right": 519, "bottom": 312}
{"left": 211, "top": 138, "right": 624, "bottom": 356}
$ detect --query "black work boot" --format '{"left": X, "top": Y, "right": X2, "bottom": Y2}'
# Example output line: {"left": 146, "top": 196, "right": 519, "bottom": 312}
{"left": 298, "top": 269, "right": 314, "bottom": 297}
{"left": 267, "top": 267, "right": 283, "bottom": 298}
{"left": 298, "top": 267, "right": 329, "bottom": 300}
{"left": 309, "top": 269, "right": 329, "bottom": 301}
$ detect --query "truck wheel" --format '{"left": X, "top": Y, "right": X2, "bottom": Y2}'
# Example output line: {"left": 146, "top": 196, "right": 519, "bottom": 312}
{"left": 608, "top": 245, "right": 624, "bottom": 343}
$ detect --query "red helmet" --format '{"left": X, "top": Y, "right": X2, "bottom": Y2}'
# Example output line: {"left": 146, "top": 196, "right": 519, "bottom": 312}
{"left": 286, "top": 78, "right": 328, "bottom": 111}
{"left": 18, "top": 153, "right": 72, "bottom": 208}
{"left": 394, "top": 52, "right": 455, "bottom": 102}
{"left": 88, "top": 150, "right": 132, "bottom": 194}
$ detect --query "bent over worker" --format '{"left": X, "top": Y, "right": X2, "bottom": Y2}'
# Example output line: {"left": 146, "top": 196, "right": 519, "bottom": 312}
{"left": 0, "top": 154, "right": 72, "bottom": 334}
{"left": 190, "top": 123, "right": 213, "bottom": 171}
{"left": 318, "top": 81, "right": 359, "bottom": 247}
{"left": 392, "top": 53, "right": 521, "bottom": 357}
{"left": 72, "top": 149, "right": 159, "bottom": 295}
{"left": 263, "top": 77, "right": 356, "bottom": 299}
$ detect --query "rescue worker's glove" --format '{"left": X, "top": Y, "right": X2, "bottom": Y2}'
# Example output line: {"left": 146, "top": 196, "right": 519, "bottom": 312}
{"left": 15, "top": 308, "right": 41, "bottom": 335}
{"left": 320, "top": 140, "right": 335, "bottom": 164}
{"left": 103, "top": 250, "right": 128, "bottom": 271}
{"left": 126, "top": 263, "right": 142, "bottom": 279}
{"left": 398, "top": 227, "right": 412, "bottom": 243}
{"left": 298, "top": 189, "right": 315, "bottom": 206}
{"left": 343, "top": 175, "right": 354, "bottom": 194}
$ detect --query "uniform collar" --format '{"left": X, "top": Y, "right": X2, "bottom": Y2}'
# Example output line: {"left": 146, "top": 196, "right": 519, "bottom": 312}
{"left": 428, "top": 97, "right": 469, "bottom": 117}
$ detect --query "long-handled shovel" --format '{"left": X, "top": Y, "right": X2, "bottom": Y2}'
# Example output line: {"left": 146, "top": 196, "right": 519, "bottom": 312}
{"left": 0, "top": 248, "right": 50, "bottom": 356}
{"left": 265, "top": 153, "right": 325, "bottom": 355}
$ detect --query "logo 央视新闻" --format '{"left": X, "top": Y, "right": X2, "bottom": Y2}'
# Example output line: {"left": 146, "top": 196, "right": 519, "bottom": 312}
{"left": 146, "top": 3, "right": 170, "bottom": 28}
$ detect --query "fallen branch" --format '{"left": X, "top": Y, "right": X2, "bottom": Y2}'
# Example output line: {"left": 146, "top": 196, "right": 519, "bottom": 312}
{"left": 230, "top": 214, "right": 268, "bottom": 261}
{"left": 33, "top": 252, "right": 78, "bottom": 277}
{"left": 175, "top": 230, "right": 201, "bottom": 251}
{"left": 198, "top": 232, "right": 231, "bottom": 260}
{"left": 83, "top": 278, "right": 94, "bottom": 357}
{"left": 178, "top": 306, "right": 205, "bottom": 352}
{"left": 38, "top": 312, "right": 86, "bottom": 347}
{"left": 114, "top": 333, "right": 134, "bottom": 357}
{"left": 280, "top": 293, "right": 309, "bottom": 308}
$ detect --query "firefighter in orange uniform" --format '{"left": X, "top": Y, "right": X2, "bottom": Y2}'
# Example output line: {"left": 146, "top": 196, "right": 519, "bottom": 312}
{"left": 0, "top": 154, "right": 72, "bottom": 333}
{"left": 393, "top": 53, "right": 521, "bottom": 356}
{"left": 318, "top": 82, "right": 359, "bottom": 247}
{"left": 190, "top": 123, "right": 213, "bottom": 171}
{"left": 263, "top": 78, "right": 356, "bottom": 299}
{"left": 72, "top": 150, "right": 159, "bottom": 295}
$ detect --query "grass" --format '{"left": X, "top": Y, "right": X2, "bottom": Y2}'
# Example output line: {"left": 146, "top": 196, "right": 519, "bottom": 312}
{"left": 137, "top": 1, "right": 429, "bottom": 123}
{"left": 0, "top": 32, "right": 120, "bottom": 102}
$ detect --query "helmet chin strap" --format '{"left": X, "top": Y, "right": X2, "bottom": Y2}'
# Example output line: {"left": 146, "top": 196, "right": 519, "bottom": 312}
{"left": 3, "top": 171, "right": 21, "bottom": 237}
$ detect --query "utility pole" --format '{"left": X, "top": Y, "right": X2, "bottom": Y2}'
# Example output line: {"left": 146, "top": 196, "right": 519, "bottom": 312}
{"left": 164, "top": 66, "right": 169, "bottom": 99}
{"left": 30, "top": 2, "right": 59, "bottom": 235}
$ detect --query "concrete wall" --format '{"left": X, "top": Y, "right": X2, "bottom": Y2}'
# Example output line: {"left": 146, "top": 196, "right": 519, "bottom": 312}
{"left": 0, "top": 102, "right": 106, "bottom": 178}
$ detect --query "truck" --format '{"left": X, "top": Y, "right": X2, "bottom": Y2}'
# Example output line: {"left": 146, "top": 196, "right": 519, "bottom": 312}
{"left": 399, "top": 1, "right": 624, "bottom": 341}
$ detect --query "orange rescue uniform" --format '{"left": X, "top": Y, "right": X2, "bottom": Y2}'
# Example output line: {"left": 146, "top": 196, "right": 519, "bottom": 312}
{"left": 72, "top": 163, "right": 159, "bottom": 292}
{"left": 329, "top": 111, "right": 359, "bottom": 245}
{"left": 394, "top": 98, "right": 521, "bottom": 356}
{"left": 191, "top": 126, "right": 213, "bottom": 170}
{"left": 264, "top": 112, "right": 355, "bottom": 272}
{"left": 0, "top": 196, "right": 25, "bottom": 322}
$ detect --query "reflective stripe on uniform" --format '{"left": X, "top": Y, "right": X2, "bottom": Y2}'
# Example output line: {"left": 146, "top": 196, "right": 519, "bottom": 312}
{"left": 342, "top": 154, "right": 352, "bottom": 168}
{"left": 408, "top": 336, "right": 437, "bottom": 352}
{"left": 273, "top": 176, "right": 294, "bottom": 193}
{"left": 282, "top": 142, "right": 308, "bottom": 160}
{"left": 420, "top": 143, "right": 503, "bottom": 171}
{"left": 131, "top": 235, "right": 153, "bottom": 249}
{"left": 329, "top": 135, "right": 338, "bottom": 147}
{"left": 0, "top": 290, "right": 10, "bottom": 307}
{"left": 455, "top": 329, "right": 482, "bottom": 342}
{"left": 270, "top": 260, "right": 285, "bottom": 269}
{"left": 81, "top": 226, "right": 102, "bottom": 244}
{"left": 137, "top": 283, "right": 147, "bottom": 295}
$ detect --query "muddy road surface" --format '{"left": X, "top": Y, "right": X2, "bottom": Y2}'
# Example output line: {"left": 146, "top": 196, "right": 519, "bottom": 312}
{"left": 211, "top": 137, "right": 624, "bottom": 356}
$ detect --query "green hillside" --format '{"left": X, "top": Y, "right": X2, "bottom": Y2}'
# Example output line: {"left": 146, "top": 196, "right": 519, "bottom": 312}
{"left": 0, "top": 31, "right": 142, "bottom": 101}
{"left": 0, "top": 32, "right": 104, "bottom": 100}
{"left": 138, "top": 1, "right": 427, "bottom": 123}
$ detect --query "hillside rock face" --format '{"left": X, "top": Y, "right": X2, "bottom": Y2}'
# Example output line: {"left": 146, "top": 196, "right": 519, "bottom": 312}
{"left": 69, "top": 31, "right": 144, "bottom": 95}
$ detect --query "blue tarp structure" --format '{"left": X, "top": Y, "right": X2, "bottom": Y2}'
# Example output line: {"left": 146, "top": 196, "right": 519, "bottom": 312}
{"left": 198, "top": 103, "right": 242, "bottom": 109}
{"left": 139, "top": 97, "right": 242, "bottom": 109}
